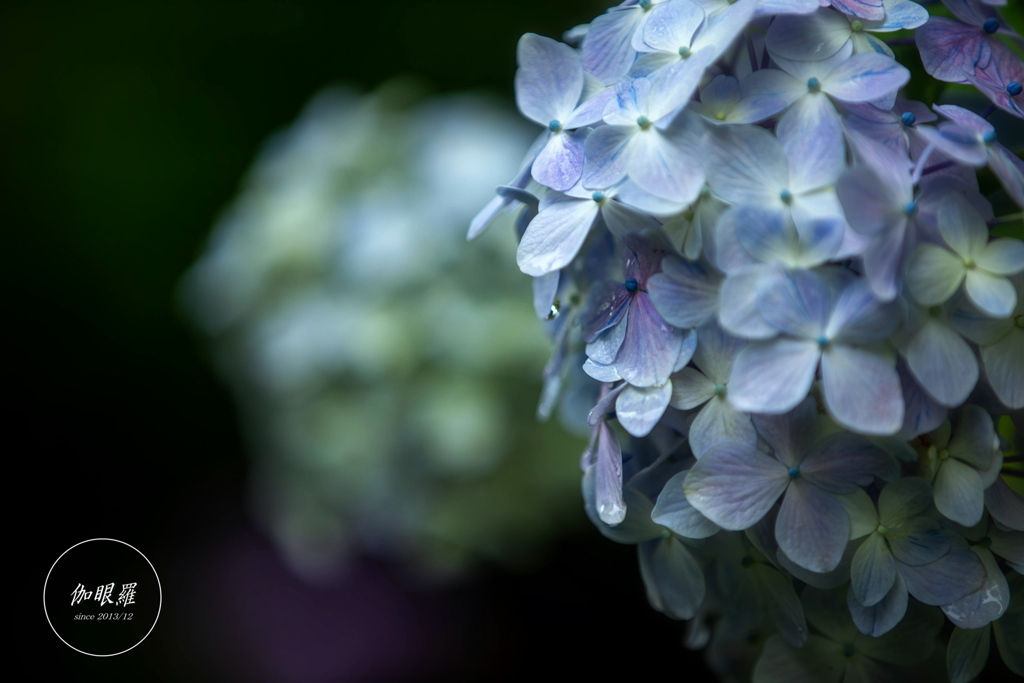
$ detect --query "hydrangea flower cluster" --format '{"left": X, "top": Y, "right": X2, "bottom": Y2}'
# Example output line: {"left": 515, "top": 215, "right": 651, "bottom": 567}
{"left": 471, "top": 1, "right": 1023, "bottom": 680}
{"left": 183, "top": 84, "right": 584, "bottom": 579}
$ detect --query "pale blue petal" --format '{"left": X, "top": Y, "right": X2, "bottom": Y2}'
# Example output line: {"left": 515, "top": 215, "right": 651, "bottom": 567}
{"left": 822, "top": 53, "right": 909, "bottom": 104}
{"left": 689, "top": 395, "right": 757, "bottom": 459}
{"left": 734, "top": 68, "right": 804, "bottom": 123}
{"left": 563, "top": 86, "right": 616, "bottom": 129}
{"left": 651, "top": 470, "right": 721, "bottom": 538}
{"left": 904, "top": 318, "right": 979, "bottom": 407}
{"left": 825, "top": 278, "right": 901, "bottom": 343}
{"left": 690, "top": 0, "right": 757, "bottom": 61}
{"left": 616, "top": 293, "right": 686, "bottom": 387}
{"left": 941, "top": 547, "right": 1009, "bottom": 629}
{"left": 821, "top": 345, "right": 904, "bottom": 435}
{"left": 906, "top": 244, "right": 967, "bottom": 307}
{"left": 629, "top": 125, "right": 706, "bottom": 204}
{"left": 873, "top": 0, "right": 929, "bottom": 31}
{"left": 848, "top": 571, "right": 909, "bottom": 636}
{"left": 776, "top": 479, "right": 850, "bottom": 573}
{"left": 616, "top": 382, "right": 672, "bottom": 437}
{"left": 684, "top": 442, "right": 790, "bottom": 530}
{"left": 583, "top": 358, "right": 623, "bottom": 383}
{"left": 777, "top": 93, "right": 846, "bottom": 193}
{"left": 706, "top": 125, "right": 787, "bottom": 205}
{"left": 582, "top": 125, "right": 635, "bottom": 190}
{"left": 757, "top": 268, "right": 831, "bottom": 339}
{"left": 517, "top": 195, "right": 600, "bottom": 276}
{"left": 977, "top": 238, "right": 1024, "bottom": 276}
{"left": 582, "top": 279, "right": 633, "bottom": 342}
{"left": 646, "top": 47, "right": 715, "bottom": 121}
{"left": 693, "top": 319, "right": 746, "bottom": 383}
{"left": 641, "top": 0, "right": 705, "bottom": 54}
{"left": 601, "top": 197, "right": 664, "bottom": 239}
{"left": 582, "top": 8, "right": 643, "bottom": 85}
{"left": 514, "top": 33, "right": 584, "bottom": 125}
{"left": 718, "top": 268, "right": 780, "bottom": 339}
{"left": 835, "top": 166, "right": 903, "bottom": 238}
{"left": 800, "top": 433, "right": 889, "bottom": 493}
{"left": 934, "top": 458, "right": 986, "bottom": 527}
{"left": 766, "top": 10, "right": 851, "bottom": 62}
{"left": 734, "top": 205, "right": 798, "bottom": 265}
{"left": 965, "top": 269, "right": 1017, "bottom": 318}
{"left": 533, "top": 270, "right": 560, "bottom": 319}
{"left": 984, "top": 477, "right": 1024, "bottom": 531}
{"left": 586, "top": 310, "right": 629, "bottom": 364}
{"left": 938, "top": 193, "right": 990, "bottom": 259}
{"left": 595, "top": 422, "right": 627, "bottom": 525}
{"left": 531, "top": 131, "right": 585, "bottom": 191}
{"left": 728, "top": 338, "right": 820, "bottom": 414}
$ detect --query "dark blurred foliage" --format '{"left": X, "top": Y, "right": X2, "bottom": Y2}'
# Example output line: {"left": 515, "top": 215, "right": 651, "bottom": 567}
{"left": 3, "top": 1, "right": 716, "bottom": 680}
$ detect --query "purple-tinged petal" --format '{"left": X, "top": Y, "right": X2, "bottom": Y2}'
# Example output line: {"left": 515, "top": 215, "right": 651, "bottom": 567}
{"left": 766, "top": 9, "right": 852, "bottom": 63}
{"left": 879, "top": 477, "right": 933, "bottom": 526}
{"left": 587, "top": 313, "right": 629, "bottom": 365}
{"left": 629, "top": 124, "right": 707, "bottom": 204}
{"left": 821, "top": 52, "right": 910, "bottom": 104}
{"left": 532, "top": 131, "right": 585, "bottom": 191}
{"left": 617, "top": 382, "right": 673, "bottom": 437}
{"left": 835, "top": 168, "right": 904, "bottom": 238}
{"left": 689, "top": 395, "right": 757, "bottom": 458}
{"left": 861, "top": 219, "right": 910, "bottom": 302}
{"left": 693, "top": 318, "right": 745, "bottom": 383}
{"left": 821, "top": 345, "right": 904, "bottom": 435}
{"left": 988, "top": 143, "right": 1024, "bottom": 209}
{"left": 588, "top": 382, "right": 627, "bottom": 426}
{"left": 899, "top": 540, "right": 986, "bottom": 605}
{"left": 616, "top": 293, "right": 686, "bottom": 387}
{"left": 583, "top": 280, "right": 634, "bottom": 342}
{"left": 848, "top": 570, "right": 909, "bottom": 637}
{"left": 563, "top": 87, "right": 616, "bottom": 129}
{"left": 915, "top": 123, "right": 988, "bottom": 167}
{"left": 904, "top": 318, "right": 979, "bottom": 407}
{"left": 777, "top": 479, "right": 849, "bottom": 573}
{"left": 872, "top": 0, "right": 929, "bottom": 31}
{"left": 851, "top": 531, "right": 897, "bottom": 606}
{"left": 735, "top": 68, "right": 804, "bottom": 122}
{"left": 981, "top": 327, "right": 1024, "bottom": 410}
{"left": 752, "top": 398, "right": 819, "bottom": 469}
{"left": 594, "top": 422, "right": 626, "bottom": 525}
{"left": 898, "top": 362, "right": 948, "bottom": 439}
{"left": 826, "top": 279, "right": 901, "bottom": 343}
{"left": 583, "top": 358, "right": 623, "bottom": 383}
{"left": 757, "top": 268, "right": 831, "bottom": 339}
{"left": 831, "top": 0, "right": 884, "bottom": 21}
{"left": 915, "top": 18, "right": 991, "bottom": 83}
{"left": 514, "top": 33, "right": 584, "bottom": 126}
{"left": 690, "top": 0, "right": 757, "bottom": 61}
{"left": 647, "top": 257, "right": 721, "bottom": 329}
{"left": 684, "top": 441, "right": 790, "bottom": 530}
{"left": 941, "top": 547, "right": 1009, "bottom": 629}
{"left": 652, "top": 470, "right": 720, "bottom": 538}
{"left": 517, "top": 194, "right": 600, "bottom": 276}
{"left": 582, "top": 8, "right": 644, "bottom": 85}
{"left": 582, "top": 125, "right": 635, "bottom": 190}
{"left": 888, "top": 516, "right": 950, "bottom": 565}
{"left": 728, "top": 337, "right": 821, "bottom": 414}
{"left": 800, "top": 433, "right": 889, "bottom": 493}
{"left": 602, "top": 197, "right": 664, "bottom": 238}
{"left": 965, "top": 269, "right": 1017, "bottom": 318}
{"left": 966, "top": 42, "right": 1024, "bottom": 120}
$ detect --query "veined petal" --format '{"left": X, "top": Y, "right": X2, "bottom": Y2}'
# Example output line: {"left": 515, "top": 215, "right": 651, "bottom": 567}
{"left": 728, "top": 338, "right": 821, "bottom": 414}
{"left": 984, "top": 477, "right": 1024, "bottom": 531}
{"left": 617, "top": 293, "right": 686, "bottom": 387}
{"left": 582, "top": 125, "right": 635, "bottom": 190}
{"left": 670, "top": 367, "right": 716, "bottom": 409}
{"left": 641, "top": 0, "right": 705, "bottom": 54}
{"left": 647, "top": 257, "right": 721, "bottom": 329}
{"left": 515, "top": 33, "right": 584, "bottom": 126}
{"left": 776, "top": 479, "right": 849, "bottom": 573}
{"left": 616, "top": 382, "right": 673, "bottom": 437}
{"left": 947, "top": 404, "right": 995, "bottom": 471}
{"left": 777, "top": 94, "right": 846, "bottom": 193}
{"left": 934, "top": 458, "right": 985, "bottom": 526}
{"left": 941, "top": 546, "right": 1009, "bottom": 629}
{"left": 517, "top": 195, "right": 600, "bottom": 276}
{"left": 899, "top": 540, "right": 986, "bottom": 606}
{"left": 646, "top": 47, "right": 715, "bottom": 121}
{"left": 689, "top": 395, "right": 757, "bottom": 459}
{"left": 871, "top": 0, "right": 929, "bottom": 31}
{"left": 981, "top": 327, "right": 1024, "bottom": 410}
{"left": 906, "top": 244, "right": 967, "bottom": 306}
{"left": 706, "top": 125, "right": 788, "bottom": 205}
{"left": 887, "top": 516, "right": 949, "bottom": 565}
{"left": 595, "top": 422, "right": 627, "bottom": 525}
{"left": 938, "top": 193, "right": 990, "bottom": 259}
{"left": 757, "top": 268, "right": 831, "bottom": 339}
{"left": 904, "top": 318, "right": 979, "bottom": 407}
{"left": 977, "top": 238, "right": 1024, "bottom": 276}
{"left": 851, "top": 531, "right": 897, "bottom": 606}
{"left": 532, "top": 131, "right": 585, "bottom": 191}
{"left": 629, "top": 126, "right": 706, "bottom": 204}
{"left": 766, "top": 10, "right": 852, "bottom": 63}
{"left": 582, "top": 8, "right": 643, "bottom": 85}
{"left": 684, "top": 441, "right": 790, "bottom": 530}
{"left": 821, "top": 53, "right": 909, "bottom": 104}
{"left": 965, "top": 269, "right": 1017, "bottom": 318}
{"left": 582, "top": 279, "right": 632, "bottom": 342}
{"left": 821, "top": 344, "right": 903, "bottom": 435}
{"left": 800, "top": 433, "right": 888, "bottom": 493}
{"left": 690, "top": 0, "right": 757, "bottom": 61}
{"left": 848, "top": 571, "right": 909, "bottom": 637}
{"left": 878, "top": 477, "right": 933, "bottom": 526}
{"left": 915, "top": 18, "right": 991, "bottom": 83}
{"left": 832, "top": 0, "right": 884, "bottom": 21}
{"left": 652, "top": 470, "right": 721, "bottom": 538}
{"left": 825, "top": 278, "right": 900, "bottom": 343}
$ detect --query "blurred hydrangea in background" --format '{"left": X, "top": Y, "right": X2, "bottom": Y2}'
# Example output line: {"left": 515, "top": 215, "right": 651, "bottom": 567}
{"left": 182, "top": 82, "right": 586, "bottom": 580}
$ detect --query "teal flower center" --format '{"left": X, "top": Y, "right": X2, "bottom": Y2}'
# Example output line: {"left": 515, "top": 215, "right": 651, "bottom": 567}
{"left": 678, "top": 46, "right": 692, "bottom": 58}
{"left": 780, "top": 189, "right": 793, "bottom": 204}
{"left": 714, "top": 384, "right": 726, "bottom": 396}
{"left": 788, "top": 467, "right": 800, "bottom": 480}
{"left": 592, "top": 191, "right": 605, "bottom": 203}
{"left": 807, "top": 77, "right": 821, "bottom": 92}
{"left": 548, "top": 119, "right": 562, "bottom": 133}
{"left": 636, "top": 115, "right": 652, "bottom": 129}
